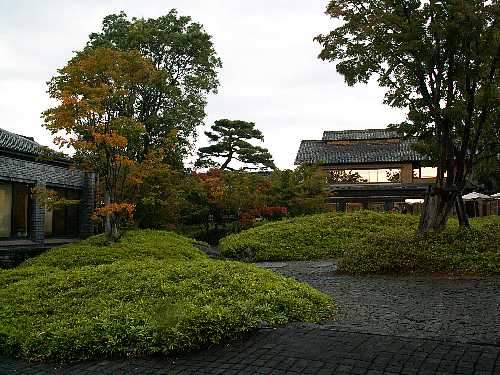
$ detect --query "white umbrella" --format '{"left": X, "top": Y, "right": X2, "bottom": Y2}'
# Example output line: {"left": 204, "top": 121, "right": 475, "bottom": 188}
{"left": 491, "top": 193, "right": 500, "bottom": 199}
{"left": 462, "top": 192, "right": 491, "bottom": 201}
{"left": 405, "top": 199, "right": 424, "bottom": 204}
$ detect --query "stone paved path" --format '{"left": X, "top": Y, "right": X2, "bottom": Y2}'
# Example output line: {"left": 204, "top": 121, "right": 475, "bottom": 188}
{"left": 259, "top": 261, "right": 499, "bottom": 345}
{"left": 1, "top": 260, "right": 499, "bottom": 375}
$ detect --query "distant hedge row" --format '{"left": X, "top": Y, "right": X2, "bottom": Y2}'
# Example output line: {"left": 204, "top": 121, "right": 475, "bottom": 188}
{"left": 219, "top": 211, "right": 500, "bottom": 275}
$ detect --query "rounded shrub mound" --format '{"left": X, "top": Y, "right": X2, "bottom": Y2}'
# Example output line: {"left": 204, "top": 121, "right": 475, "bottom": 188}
{"left": 338, "top": 222, "right": 500, "bottom": 275}
{"left": 0, "top": 231, "right": 332, "bottom": 362}
{"left": 219, "top": 212, "right": 500, "bottom": 275}
{"left": 20, "top": 229, "right": 208, "bottom": 270}
{"left": 219, "top": 211, "right": 419, "bottom": 261}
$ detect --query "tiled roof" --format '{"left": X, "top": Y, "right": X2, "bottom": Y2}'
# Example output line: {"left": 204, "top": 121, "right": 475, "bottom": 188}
{"left": 294, "top": 138, "right": 429, "bottom": 165}
{"left": 0, "top": 128, "right": 41, "bottom": 155}
{"left": 322, "top": 129, "right": 400, "bottom": 141}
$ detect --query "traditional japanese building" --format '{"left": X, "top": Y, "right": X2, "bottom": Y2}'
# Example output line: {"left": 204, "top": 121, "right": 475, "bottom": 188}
{"left": 295, "top": 129, "right": 435, "bottom": 212}
{"left": 0, "top": 127, "right": 95, "bottom": 267}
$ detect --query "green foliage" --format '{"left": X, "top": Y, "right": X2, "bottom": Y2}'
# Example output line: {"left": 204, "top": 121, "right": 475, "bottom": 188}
{"left": 315, "top": 1, "right": 499, "bottom": 162}
{"left": 20, "top": 230, "right": 208, "bottom": 270}
{"left": 315, "top": 0, "right": 500, "bottom": 229}
{"left": 474, "top": 156, "right": 500, "bottom": 192}
{"left": 340, "top": 220, "right": 500, "bottom": 274}
{"left": 0, "top": 230, "right": 332, "bottom": 361}
{"left": 196, "top": 119, "right": 275, "bottom": 171}
{"left": 220, "top": 211, "right": 416, "bottom": 261}
{"left": 128, "top": 161, "right": 193, "bottom": 229}
{"left": 86, "top": 10, "right": 222, "bottom": 167}
{"left": 219, "top": 211, "right": 500, "bottom": 274}
{"left": 265, "top": 165, "right": 330, "bottom": 216}
{"left": 31, "top": 186, "right": 81, "bottom": 210}
{"left": 138, "top": 166, "right": 330, "bottom": 244}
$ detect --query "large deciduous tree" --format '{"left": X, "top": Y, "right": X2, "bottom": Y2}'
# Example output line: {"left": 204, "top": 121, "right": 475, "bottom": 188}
{"left": 196, "top": 119, "right": 276, "bottom": 171}
{"left": 316, "top": 0, "right": 499, "bottom": 231}
{"left": 43, "top": 47, "right": 161, "bottom": 243}
{"left": 85, "top": 10, "right": 222, "bottom": 167}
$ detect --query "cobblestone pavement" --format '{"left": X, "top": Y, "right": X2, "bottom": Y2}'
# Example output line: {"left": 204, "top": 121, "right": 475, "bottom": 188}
{"left": 257, "top": 261, "right": 499, "bottom": 345}
{"left": 2, "top": 326, "right": 499, "bottom": 374}
{"left": 1, "top": 260, "right": 498, "bottom": 374}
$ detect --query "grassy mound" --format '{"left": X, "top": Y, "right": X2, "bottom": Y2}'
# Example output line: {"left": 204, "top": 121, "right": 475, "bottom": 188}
{"left": 340, "top": 222, "right": 500, "bottom": 274}
{"left": 219, "top": 211, "right": 500, "bottom": 274}
{"left": 0, "top": 230, "right": 332, "bottom": 362}
{"left": 219, "top": 211, "right": 419, "bottom": 261}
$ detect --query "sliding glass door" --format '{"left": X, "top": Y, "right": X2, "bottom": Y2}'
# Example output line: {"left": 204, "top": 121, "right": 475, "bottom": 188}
{"left": 0, "top": 182, "right": 30, "bottom": 239}
{"left": 0, "top": 183, "right": 12, "bottom": 238}
{"left": 12, "top": 184, "right": 29, "bottom": 237}
{"left": 44, "top": 188, "right": 80, "bottom": 238}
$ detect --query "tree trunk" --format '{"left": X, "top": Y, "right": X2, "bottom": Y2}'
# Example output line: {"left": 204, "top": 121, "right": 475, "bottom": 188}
{"left": 418, "top": 185, "right": 457, "bottom": 232}
{"left": 104, "top": 191, "right": 120, "bottom": 244}
{"left": 220, "top": 150, "right": 233, "bottom": 170}
{"left": 455, "top": 194, "right": 470, "bottom": 228}
{"left": 104, "top": 191, "right": 112, "bottom": 243}
{"left": 111, "top": 217, "right": 119, "bottom": 243}
{"left": 419, "top": 184, "right": 471, "bottom": 232}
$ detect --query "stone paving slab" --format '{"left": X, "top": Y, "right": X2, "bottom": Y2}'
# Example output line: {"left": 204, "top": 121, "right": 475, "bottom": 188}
{"left": 1, "top": 327, "right": 499, "bottom": 374}
{"left": 256, "top": 261, "right": 500, "bottom": 345}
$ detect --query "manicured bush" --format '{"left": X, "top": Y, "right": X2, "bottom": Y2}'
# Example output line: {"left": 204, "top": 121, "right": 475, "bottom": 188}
{"left": 219, "top": 211, "right": 500, "bottom": 275}
{"left": 0, "top": 230, "right": 332, "bottom": 362}
{"left": 19, "top": 230, "right": 208, "bottom": 270}
{"left": 219, "top": 211, "right": 418, "bottom": 261}
{"left": 338, "top": 222, "right": 500, "bottom": 274}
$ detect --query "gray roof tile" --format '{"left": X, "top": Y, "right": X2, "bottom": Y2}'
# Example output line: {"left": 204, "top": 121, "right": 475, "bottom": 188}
{"left": 322, "top": 129, "right": 400, "bottom": 141}
{"left": 294, "top": 138, "right": 428, "bottom": 165}
{"left": 0, "top": 128, "right": 41, "bottom": 155}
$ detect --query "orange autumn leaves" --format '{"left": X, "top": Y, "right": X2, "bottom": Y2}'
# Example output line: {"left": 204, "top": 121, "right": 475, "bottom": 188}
{"left": 43, "top": 48, "right": 165, "bottom": 223}
{"left": 92, "top": 203, "right": 136, "bottom": 221}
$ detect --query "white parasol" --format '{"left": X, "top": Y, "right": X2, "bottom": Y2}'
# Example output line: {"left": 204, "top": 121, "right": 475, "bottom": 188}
{"left": 462, "top": 192, "right": 491, "bottom": 201}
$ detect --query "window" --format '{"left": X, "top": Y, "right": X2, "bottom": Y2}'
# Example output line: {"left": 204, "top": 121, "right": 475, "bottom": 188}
{"left": 0, "top": 182, "right": 30, "bottom": 239}
{"left": 328, "top": 169, "right": 401, "bottom": 184}
{"left": 413, "top": 167, "right": 438, "bottom": 179}
{"left": 0, "top": 183, "right": 12, "bottom": 237}
{"left": 44, "top": 188, "right": 80, "bottom": 238}
{"left": 12, "top": 184, "right": 29, "bottom": 237}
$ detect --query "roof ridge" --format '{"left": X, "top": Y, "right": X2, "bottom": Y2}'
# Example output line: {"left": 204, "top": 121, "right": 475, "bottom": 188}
{"left": 0, "top": 127, "right": 40, "bottom": 143}
{"left": 322, "top": 128, "right": 401, "bottom": 141}
{"left": 0, "top": 127, "right": 42, "bottom": 155}
{"left": 323, "top": 128, "right": 395, "bottom": 132}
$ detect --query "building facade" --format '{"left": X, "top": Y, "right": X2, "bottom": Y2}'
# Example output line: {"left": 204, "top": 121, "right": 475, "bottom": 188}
{"left": 0, "top": 127, "right": 95, "bottom": 267}
{"left": 295, "top": 129, "right": 434, "bottom": 212}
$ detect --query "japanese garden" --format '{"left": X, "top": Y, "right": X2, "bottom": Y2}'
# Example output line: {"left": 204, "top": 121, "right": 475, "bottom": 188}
{"left": 0, "top": 1, "right": 499, "bottom": 374}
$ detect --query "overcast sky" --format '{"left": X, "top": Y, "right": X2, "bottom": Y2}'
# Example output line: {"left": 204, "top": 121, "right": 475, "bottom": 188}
{"left": 0, "top": 0, "right": 405, "bottom": 169}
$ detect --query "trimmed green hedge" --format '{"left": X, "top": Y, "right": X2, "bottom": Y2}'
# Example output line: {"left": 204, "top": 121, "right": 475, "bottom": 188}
{"left": 219, "top": 211, "right": 419, "bottom": 261}
{"left": 20, "top": 230, "right": 208, "bottom": 270}
{"left": 339, "top": 223, "right": 500, "bottom": 274}
{"left": 0, "top": 230, "right": 332, "bottom": 362}
{"left": 219, "top": 211, "right": 500, "bottom": 275}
